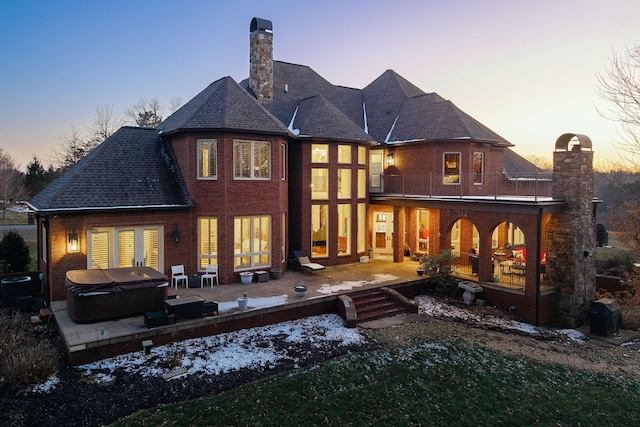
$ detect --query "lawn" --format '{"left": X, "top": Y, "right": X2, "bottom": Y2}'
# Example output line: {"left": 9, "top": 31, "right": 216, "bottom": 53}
{"left": 112, "top": 341, "right": 640, "bottom": 426}
{"left": 0, "top": 210, "right": 28, "bottom": 225}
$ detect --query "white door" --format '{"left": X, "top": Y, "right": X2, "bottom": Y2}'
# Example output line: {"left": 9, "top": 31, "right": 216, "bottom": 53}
{"left": 116, "top": 227, "right": 161, "bottom": 270}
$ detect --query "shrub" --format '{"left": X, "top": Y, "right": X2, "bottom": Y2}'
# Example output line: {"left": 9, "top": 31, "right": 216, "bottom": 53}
{"left": 0, "top": 311, "right": 58, "bottom": 388}
{"left": 421, "top": 250, "right": 459, "bottom": 297}
{"left": 0, "top": 230, "right": 30, "bottom": 273}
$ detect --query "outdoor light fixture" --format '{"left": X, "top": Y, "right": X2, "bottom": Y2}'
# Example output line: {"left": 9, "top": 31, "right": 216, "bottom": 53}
{"left": 173, "top": 224, "right": 181, "bottom": 243}
{"left": 68, "top": 229, "right": 79, "bottom": 253}
{"left": 386, "top": 152, "right": 395, "bottom": 166}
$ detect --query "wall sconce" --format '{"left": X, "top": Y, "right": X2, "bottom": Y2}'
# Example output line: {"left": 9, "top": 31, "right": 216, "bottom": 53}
{"left": 386, "top": 152, "right": 395, "bottom": 166}
{"left": 173, "top": 224, "right": 181, "bottom": 243}
{"left": 68, "top": 229, "right": 79, "bottom": 253}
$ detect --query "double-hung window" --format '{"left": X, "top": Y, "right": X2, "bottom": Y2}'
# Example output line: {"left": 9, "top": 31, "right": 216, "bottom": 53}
{"left": 198, "top": 139, "right": 217, "bottom": 179}
{"left": 234, "top": 140, "right": 270, "bottom": 179}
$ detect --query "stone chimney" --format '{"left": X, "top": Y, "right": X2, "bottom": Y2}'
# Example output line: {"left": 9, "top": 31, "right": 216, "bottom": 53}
{"left": 249, "top": 17, "right": 273, "bottom": 104}
{"left": 546, "top": 133, "right": 596, "bottom": 328}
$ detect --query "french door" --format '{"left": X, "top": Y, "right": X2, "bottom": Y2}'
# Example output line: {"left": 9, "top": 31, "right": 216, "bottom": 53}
{"left": 88, "top": 226, "right": 162, "bottom": 271}
{"left": 117, "top": 228, "right": 161, "bottom": 270}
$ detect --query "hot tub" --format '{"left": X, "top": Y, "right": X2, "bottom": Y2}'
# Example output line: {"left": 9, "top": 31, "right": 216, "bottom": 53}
{"left": 65, "top": 267, "right": 168, "bottom": 323}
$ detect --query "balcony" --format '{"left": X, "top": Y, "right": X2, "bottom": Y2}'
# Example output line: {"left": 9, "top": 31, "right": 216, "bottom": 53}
{"left": 370, "top": 172, "right": 553, "bottom": 201}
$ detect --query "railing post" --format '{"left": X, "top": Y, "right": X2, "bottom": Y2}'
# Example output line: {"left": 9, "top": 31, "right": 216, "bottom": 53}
{"left": 534, "top": 170, "right": 538, "bottom": 201}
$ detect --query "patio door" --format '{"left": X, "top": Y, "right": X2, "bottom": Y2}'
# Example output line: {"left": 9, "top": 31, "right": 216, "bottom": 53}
{"left": 116, "top": 227, "right": 161, "bottom": 270}
{"left": 372, "top": 211, "right": 393, "bottom": 254}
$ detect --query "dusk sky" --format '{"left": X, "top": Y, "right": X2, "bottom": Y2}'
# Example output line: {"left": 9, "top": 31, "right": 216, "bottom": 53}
{"left": 1, "top": 0, "right": 638, "bottom": 170}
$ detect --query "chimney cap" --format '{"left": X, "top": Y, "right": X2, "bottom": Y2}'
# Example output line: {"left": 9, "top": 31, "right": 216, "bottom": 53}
{"left": 250, "top": 17, "right": 273, "bottom": 34}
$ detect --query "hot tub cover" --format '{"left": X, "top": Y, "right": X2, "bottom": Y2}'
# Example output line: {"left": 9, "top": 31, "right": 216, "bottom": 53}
{"left": 66, "top": 267, "right": 168, "bottom": 323}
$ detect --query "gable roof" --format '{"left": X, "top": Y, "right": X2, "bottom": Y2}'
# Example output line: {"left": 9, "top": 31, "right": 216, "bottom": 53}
{"left": 158, "top": 76, "right": 290, "bottom": 136}
{"left": 28, "top": 127, "right": 192, "bottom": 212}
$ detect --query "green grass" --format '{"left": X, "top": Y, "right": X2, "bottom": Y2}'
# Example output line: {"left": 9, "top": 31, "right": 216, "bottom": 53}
{"left": 111, "top": 342, "right": 640, "bottom": 426}
{"left": 0, "top": 211, "right": 28, "bottom": 225}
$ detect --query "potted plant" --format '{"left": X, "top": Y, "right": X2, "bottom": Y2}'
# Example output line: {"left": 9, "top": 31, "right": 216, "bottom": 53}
{"left": 240, "top": 271, "right": 253, "bottom": 285}
{"left": 237, "top": 292, "right": 248, "bottom": 310}
{"left": 294, "top": 285, "right": 307, "bottom": 298}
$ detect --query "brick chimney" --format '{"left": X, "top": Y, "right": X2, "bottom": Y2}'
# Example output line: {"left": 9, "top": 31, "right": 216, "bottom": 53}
{"left": 249, "top": 17, "right": 273, "bottom": 104}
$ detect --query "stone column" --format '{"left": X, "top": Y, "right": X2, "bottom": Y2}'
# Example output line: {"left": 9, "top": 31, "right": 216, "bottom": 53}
{"left": 546, "top": 134, "right": 596, "bottom": 328}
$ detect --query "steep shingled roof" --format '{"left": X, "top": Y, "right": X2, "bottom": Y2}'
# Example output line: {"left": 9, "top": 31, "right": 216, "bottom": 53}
{"left": 158, "top": 76, "right": 290, "bottom": 135}
{"left": 28, "top": 127, "right": 192, "bottom": 212}
{"left": 289, "top": 95, "right": 373, "bottom": 141}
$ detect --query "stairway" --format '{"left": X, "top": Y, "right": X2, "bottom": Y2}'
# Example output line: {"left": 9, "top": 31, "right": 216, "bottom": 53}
{"left": 345, "top": 288, "right": 416, "bottom": 326}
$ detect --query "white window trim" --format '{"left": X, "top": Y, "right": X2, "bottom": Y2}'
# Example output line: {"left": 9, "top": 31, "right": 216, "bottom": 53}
{"left": 234, "top": 140, "right": 271, "bottom": 180}
{"left": 197, "top": 139, "right": 217, "bottom": 180}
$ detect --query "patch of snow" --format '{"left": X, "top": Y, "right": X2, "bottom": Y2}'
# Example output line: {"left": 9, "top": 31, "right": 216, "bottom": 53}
{"left": 72, "top": 314, "right": 366, "bottom": 386}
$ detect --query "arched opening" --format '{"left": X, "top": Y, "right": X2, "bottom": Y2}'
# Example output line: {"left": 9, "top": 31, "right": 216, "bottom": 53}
{"left": 448, "top": 218, "right": 480, "bottom": 277}
{"left": 491, "top": 221, "right": 526, "bottom": 288}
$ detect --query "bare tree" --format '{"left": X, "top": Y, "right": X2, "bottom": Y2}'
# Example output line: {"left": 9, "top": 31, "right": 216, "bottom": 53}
{"left": 0, "top": 148, "right": 28, "bottom": 219}
{"left": 596, "top": 43, "right": 640, "bottom": 168}
{"left": 524, "top": 154, "right": 552, "bottom": 171}
{"left": 169, "top": 97, "right": 183, "bottom": 114}
{"left": 52, "top": 125, "right": 92, "bottom": 171}
{"left": 88, "top": 104, "right": 121, "bottom": 145}
{"left": 125, "top": 98, "right": 164, "bottom": 128}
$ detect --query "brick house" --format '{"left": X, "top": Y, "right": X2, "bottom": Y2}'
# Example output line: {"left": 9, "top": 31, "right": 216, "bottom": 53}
{"left": 28, "top": 17, "right": 596, "bottom": 327}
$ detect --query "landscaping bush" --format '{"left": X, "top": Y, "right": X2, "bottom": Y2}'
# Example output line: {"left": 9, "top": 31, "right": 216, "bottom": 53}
{"left": 421, "top": 250, "right": 459, "bottom": 297}
{"left": 0, "top": 311, "right": 58, "bottom": 388}
{"left": 0, "top": 230, "right": 30, "bottom": 273}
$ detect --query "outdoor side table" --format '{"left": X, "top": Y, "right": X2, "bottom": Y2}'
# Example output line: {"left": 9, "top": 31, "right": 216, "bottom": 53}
{"left": 255, "top": 271, "right": 269, "bottom": 283}
{"left": 165, "top": 295, "right": 205, "bottom": 321}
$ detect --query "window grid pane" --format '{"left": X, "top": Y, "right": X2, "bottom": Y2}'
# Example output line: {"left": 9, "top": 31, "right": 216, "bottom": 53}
{"left": 234, "top": 216, "right": 271, "bottom": 270}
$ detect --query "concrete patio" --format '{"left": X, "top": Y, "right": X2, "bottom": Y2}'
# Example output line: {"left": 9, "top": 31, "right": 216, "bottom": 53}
{"left": 51, "top": 255, "right": 429, "bottom": 365}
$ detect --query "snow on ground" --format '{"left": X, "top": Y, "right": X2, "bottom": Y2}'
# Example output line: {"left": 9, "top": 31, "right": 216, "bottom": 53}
{"left": 317, "top": 273, "right": 399, "bottom": 294}
{"left": 32, "top": 293, "right": 589, "bottom": 393}
{"left": 217, "top": 294, "right": 289, "bottom": 313}
{"left": 75, "top": 314, "right": 365, "bottom": 386}
{"left": 416, "top": 294, "right": 589, "bottom": 344}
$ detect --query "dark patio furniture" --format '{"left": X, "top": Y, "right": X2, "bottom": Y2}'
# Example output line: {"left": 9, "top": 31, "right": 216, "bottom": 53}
{"left": 165, "top": 295, "right": 205, "bottom": 322}
{"left": 144, "top": 310, "right": 170, "bottom": 328}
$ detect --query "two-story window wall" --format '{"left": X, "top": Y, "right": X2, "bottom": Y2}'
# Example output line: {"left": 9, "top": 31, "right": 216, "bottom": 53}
{"left": 198, "top": 139, "right": 217, "bottom": 179}
{"left": 234, "top": 140, "right": 270, "bottom": 179}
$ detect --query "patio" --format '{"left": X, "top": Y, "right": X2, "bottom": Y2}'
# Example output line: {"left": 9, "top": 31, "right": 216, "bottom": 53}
{"left": 51, "top": 255, "right": 425, "bottom": 365}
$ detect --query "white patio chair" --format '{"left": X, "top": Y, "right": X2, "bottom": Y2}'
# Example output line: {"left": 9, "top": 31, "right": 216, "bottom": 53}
{"left": 201, "top": 264, "right": 219, "bottom": 288}
{"left": 171, "top": 265, "right": 188, "bottom": 290}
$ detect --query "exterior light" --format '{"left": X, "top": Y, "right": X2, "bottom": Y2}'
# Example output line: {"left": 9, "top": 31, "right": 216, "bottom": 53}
{"left": 173, "top": 224, "right": 181, "bottom": 243}
{"left": 386, "top": 152, "right": 395, "bottom": 166}
{"left": 68, "top": 230, "right": 79, "bottom": 253}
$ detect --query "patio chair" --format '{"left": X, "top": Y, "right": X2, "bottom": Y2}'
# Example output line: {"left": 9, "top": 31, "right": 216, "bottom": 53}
{"left": 171, "top": 265, "right": 188, "bottom": 290}
{"left": 292, "top": 250, "right": 326, "bottom": 274}
{"left": 499, "top": 261, "right": 515, "bottom": 284}
{"left": 201, "top": 264, "right": 219, "bottom": 288}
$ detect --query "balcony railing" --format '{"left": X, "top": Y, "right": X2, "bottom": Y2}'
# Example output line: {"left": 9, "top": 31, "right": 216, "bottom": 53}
{"left": 370, "top": 172, "right": 553, "bottom": 201}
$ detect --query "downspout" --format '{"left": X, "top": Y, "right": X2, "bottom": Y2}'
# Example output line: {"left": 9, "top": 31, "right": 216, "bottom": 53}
{"left": 535, "top": 206, "right": 543, "bottom": 326}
